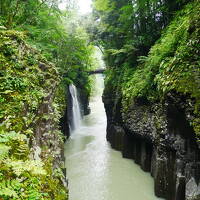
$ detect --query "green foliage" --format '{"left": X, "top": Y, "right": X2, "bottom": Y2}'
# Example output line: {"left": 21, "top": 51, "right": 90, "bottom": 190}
{"left": 0, "top": 0, "right": 60, "bottom": 29}
{"left": 92, "top": 0, "right": 190, "bottom": 69}
{"left": 93, "top": 0, "right": 114, "bottom": 11}
{"left": 0, "top": 0, "right": 95, "bottom": 94}
{"left": 58, "top": 28, "right": 96, "bottom": 94}
{"left": 0, "top": 31, "right": 68, "bottom": 199}
{"left": 0, "top": 144, "right": 10, "bottom": 159}
{"left": 0, "top": 0, "right": 97, "bottom": 199}
{"left": 104, "top": 1, "right": 200, "bottom": 139}
{"left": 0, "top": 129, "right": 29, "bottom": 160}
{"left": 153, "top": 1, "right": 200, "bottom": 137}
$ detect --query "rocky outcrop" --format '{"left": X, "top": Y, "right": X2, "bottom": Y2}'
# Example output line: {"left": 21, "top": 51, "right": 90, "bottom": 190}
{"left": 78, "top": 87, "right": 91, "bottom": 115}
{"left": 103, "top": 90, "right": 200, "bottom": 200}
{"left": 60, "top": 86, "right": 70, "bottom": 139}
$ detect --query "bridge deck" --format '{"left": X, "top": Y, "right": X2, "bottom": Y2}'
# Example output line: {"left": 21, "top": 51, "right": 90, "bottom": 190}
{"left": 88, "top": 68, "right": 105, "bottom": 75}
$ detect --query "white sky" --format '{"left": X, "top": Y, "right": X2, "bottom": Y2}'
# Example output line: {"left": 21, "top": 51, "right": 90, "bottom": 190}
{"left": 78, "top": 0, "right": 92, "bottom": 14}
{"left": 59, "top": 0, "right": 92, "bottom": 14}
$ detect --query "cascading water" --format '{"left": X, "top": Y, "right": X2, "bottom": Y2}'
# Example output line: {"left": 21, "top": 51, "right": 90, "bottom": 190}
{"left": 69, "top": 84, "right": 82, "bottom": 132}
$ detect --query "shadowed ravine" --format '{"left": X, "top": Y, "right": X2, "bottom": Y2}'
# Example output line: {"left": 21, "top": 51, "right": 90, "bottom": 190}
{"left": 64, "top": 75, "right": 163, "bottom": 200}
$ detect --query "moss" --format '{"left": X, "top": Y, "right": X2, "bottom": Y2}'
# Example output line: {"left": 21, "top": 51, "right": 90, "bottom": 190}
{"left": 0, "top": 31, "right": 68, "bottom": 199}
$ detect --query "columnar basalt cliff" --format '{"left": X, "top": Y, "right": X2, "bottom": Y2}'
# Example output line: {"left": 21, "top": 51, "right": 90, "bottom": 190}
{"left": 103, "top": 2, "right": 200, "bottom": 200}
{"left": 103, "top": 91, "right": 200, "bottom": 200}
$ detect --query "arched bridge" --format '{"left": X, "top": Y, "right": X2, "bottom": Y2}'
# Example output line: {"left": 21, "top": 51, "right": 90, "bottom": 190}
{"left": 88, "top": 68, "right": 105, "bottom": 75}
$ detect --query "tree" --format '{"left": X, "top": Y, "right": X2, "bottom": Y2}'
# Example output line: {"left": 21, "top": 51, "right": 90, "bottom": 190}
{"left": 92, "top": 0, "right": 191, "bottom": 68}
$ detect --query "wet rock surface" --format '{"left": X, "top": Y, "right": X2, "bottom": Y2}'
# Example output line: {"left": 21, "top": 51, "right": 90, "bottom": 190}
{"left": 103, "top": 90, "right": 200, "bottom": 200}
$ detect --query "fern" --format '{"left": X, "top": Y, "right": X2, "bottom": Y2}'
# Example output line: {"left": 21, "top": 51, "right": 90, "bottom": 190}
{"left": 0, "top": 144, "right": 10, "bottom": 159}
{"left": 7, "top": 160, "right": 46, "bottom": 176}
{"left": 0, "top": 179, "right": 19, "bottom": 198}
{"left": 12, "top": 142, "right": 29, "bottom": 160}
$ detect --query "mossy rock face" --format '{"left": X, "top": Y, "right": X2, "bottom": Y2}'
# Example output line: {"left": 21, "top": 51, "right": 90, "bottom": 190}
{"left": 105, "top": 1, "right": 200, "bottom": 141}
{"left": 0, "top": 31, "right": 68, "bottom": 199}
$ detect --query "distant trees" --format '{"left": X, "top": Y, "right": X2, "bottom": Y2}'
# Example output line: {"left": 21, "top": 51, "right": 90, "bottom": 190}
{"left": 0, "top": 0, "right": 96, "bottom": 90}
{"left": 0, "top": 0, "right": 59, "bottom": 28}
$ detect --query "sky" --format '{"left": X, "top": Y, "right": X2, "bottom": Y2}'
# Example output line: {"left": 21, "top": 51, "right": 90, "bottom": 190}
{"left": 78, "top": 0, "right": 92, "bottom": 14}
{"left": 59, "top": 0, "right": 92, "bottom": 14}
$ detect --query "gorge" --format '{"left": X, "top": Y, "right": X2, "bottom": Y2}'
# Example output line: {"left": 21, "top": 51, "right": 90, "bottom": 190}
{"left": 0, "top": 0, "right": 199, "bottom": 199}
{"left": 65, "top": 75, "right": 163, "bottom": 200}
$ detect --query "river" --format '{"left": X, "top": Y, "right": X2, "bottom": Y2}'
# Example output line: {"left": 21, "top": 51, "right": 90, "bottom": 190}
{"left": 64, "top": 74, "right": 162, "bottom": 200}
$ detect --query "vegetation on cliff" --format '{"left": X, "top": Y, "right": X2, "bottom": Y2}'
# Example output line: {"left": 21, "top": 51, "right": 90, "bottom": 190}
{"left": 93, "top": 0, "right": 200, "bottom": 139}
{"left": 0, "top": 0, "right": 95, "bottom": 94}
{"left": 0, "top": 0, "right": 96, "bottom": 199}
{"left": 0, "top": 30, "right": 68, "bottom": 199}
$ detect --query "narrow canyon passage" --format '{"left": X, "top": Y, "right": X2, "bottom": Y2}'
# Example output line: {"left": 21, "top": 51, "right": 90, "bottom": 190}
{"left": 64, "top": 75, "right": 162, "bottom": 200}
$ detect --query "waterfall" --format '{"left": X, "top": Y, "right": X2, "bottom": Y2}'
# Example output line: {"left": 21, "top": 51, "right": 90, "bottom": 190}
{"left": 69, "top": 84, "right": 82, "bottom": 132}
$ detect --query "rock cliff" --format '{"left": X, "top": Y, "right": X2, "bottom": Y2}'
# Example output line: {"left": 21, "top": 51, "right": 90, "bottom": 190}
{"left": 103, "top": 2, "right": 200, "bottom": 200}
{"left": 104, "top": 91, "right": 200, "bottom": 200}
